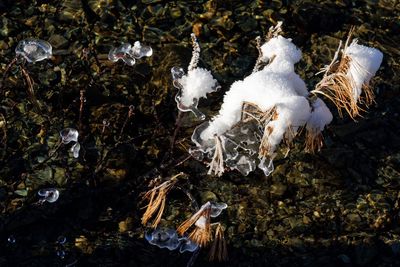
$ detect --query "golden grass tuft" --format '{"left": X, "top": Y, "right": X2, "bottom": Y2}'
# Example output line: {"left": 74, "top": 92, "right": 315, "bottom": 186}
{"left": 177, "top": 202, "right": 212, "bottom": 247}
{"left": 207, "top": 135, "right": 225, "bottom": 177}
{"left": 305, "top": 129, "right": 324, "bottom": 153}
{"left": 141, "top": 173, "right": 182, "bottom": 228}
{"left": 312, "top": 26, "right": 375, "bottom": 120}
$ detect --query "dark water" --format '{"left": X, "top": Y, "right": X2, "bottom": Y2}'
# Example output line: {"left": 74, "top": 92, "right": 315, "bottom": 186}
{"left": 0, "top": 0, "right": 400, "bottom": 266}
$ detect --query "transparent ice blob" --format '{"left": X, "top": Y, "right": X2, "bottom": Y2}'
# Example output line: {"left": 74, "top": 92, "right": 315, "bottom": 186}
{"left": 145, "top": 228, "right": 199, "bottom": 253}
{"left": 171, "top": 66, "right": 185, "bottom": 81}
{"left": 258, "top": 156, "right": 275, "bottom": 177}
{"left": 38, "top": 188, "right": 60, "bottom": 203}
{"left": 131, "top": 41, "right": 153, "bottom": 58}
{"left": 191, "top": 119, "right": 268, "bottom": 176}
{"left": 15, "top": 38, "right": 52, "bottom": 63}
{"left": 60, "top": 128, "right": 79, "bottom": 144}
{"left": 210, "top": 202, "right": 228, "bottom": 218}
{"left": 178, "top": 237, "right": 199, "bottom": 253}
{"left": 57, "top": 236, "right": 67, "bottom": 245}
{"left": 7, "top": 235, "right": 16, "bottom": 244}
{"left": 175, "top": 96, "right": 205, "bottom": 120}
{"left": 71, "top": 142, "right": 81, "bottom": 158}
{"left": 108, "top": 41, "right": 152, "bottom": 66}
{"left": 145, "top": 228, "right": 180, "bottom": 251}
{"left": 56, "top": 250, "right": 66, "bottom": 259}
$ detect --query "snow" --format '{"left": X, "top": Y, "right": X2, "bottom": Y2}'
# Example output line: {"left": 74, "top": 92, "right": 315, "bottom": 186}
{"left": 345, "top": 40, "right": 383, "bottom": 100}
{"left": 178, "top": 67, "right": 218, "bottom": 108}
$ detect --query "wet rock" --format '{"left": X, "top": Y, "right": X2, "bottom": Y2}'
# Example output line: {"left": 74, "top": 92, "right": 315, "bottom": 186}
{"left": 48, "top": 34, "right": 69, "bottom": 49}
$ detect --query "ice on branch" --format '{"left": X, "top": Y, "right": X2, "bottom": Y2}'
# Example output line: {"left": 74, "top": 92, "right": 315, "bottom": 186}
{"left": 189, "top": 24, "right": 382, "bottom": 177}
{"left": 15, "top": 38, "right": 52, "bottom": 63}
{"left": 172, "top": 34, "right": 219, "bottom": 120}
{"left": 145, "top": 228, "right": 199, "bottom": 253}
{"left": 177, "top": 201, "right": 227, "bottom": 247}
{"left": 191, "top": 25, "right": 311, "bottom": 177}
{"left": 313, "top": 28, "right": 383, "bottom": 118}
{"left": 108, "top": 41, "right": 153, "bottom": 66}
{"left": 305, "top": 97, "right": 333, "bottom": 152}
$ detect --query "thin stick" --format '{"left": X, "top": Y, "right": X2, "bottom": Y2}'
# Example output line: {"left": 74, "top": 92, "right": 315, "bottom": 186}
{"left": 118, "top": 105, "right": 135, "bottom": 141}
{"left": 0, "top": 112, "right": 7, "bottom": 162}
{"left": 78, "top": 89, "right": 85, "bottom": 130}
{"left": 161, "top": 110, "right": 183, "bottom": 165}
{"left": 21, "top": 66, "right": 41, "bottom": 112}
{"left": 188, "top": 33, "right": 200, "bottom": 72}
{"left": 0, "top": 57, "right": 17, "bottom": 93}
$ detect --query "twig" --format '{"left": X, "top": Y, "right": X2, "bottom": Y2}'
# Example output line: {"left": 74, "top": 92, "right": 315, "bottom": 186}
{"left": 117, "top": 105, "right": 135, "bottom": 141}
{"left": 0, "top": 112, "right": 7, "bottom": 162}
{"left": 31, "top": 141, "right": 63, "bottom": 170}
{"left": 21, "top": 66, "right": 41, "bottom": 112}
{"left": 0, "top": 57, "right": 17, "bottom": 93}
{"left": 160, "top": 110, "right": 183, "bottom": 165}
{"left": 188, "top": 33, "right": 200, "bottom": 72}
{"left": 252, "top": 36, "right": 264, "bottom": 73}
{"left": 78, "top": 89, "right": 86, "bottom": 130}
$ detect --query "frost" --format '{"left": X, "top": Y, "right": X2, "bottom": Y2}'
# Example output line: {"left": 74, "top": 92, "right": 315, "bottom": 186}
{"left": 345, "top": 40, "right": 383, "bottom": 101}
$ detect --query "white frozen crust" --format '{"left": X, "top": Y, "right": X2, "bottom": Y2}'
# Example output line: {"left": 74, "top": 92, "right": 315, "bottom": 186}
{"left": 260, "top": 36, "right": 302, "bottom": 64}
{"left": 200, "top": 69, "right": 310, "bottom": 141}
{"left": 267, "top": 96, "right": 311, "bottom": 151}
{"left": 346, "top": 42, "right": 383, "bottom": 100}
{"left": 306, "top": 98, "right": 333, "bottom": 132}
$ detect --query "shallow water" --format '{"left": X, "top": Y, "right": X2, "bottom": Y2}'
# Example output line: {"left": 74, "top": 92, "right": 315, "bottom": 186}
{"left": 0, "top": 0, "right": 400, "bottom": 266}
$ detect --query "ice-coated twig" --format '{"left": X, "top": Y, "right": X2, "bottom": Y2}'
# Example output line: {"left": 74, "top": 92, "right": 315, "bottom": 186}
{"left": 177, "top": 201, "right": 227, "bottom": 247}
{"left": 314, "top": 40, "right": 342, "bottom": 77}
{"left": 252, "top": 36, "right": 264, "bottom": 73}
{"left": 266, "top": 21, "right": 283, "bottom": 40}
{"left": 311, "top": 27, "right": 382, "bottom": 119}
{"left": 172, "top": 34, "right": 219, "bottom": 119}
{"left": 177, "top": 202, "right": 212, "bottom": 247}
{"left": 188, "top": 33, "right": 200, "bottom": 72}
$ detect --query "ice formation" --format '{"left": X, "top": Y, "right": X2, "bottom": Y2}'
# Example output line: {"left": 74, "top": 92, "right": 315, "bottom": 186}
{"left": 145, "top": 228, "right": 199, "bottom": 253}
{"left": 15, "top": 38, "right": 52, "bottom": 63}
{"left": 60, "top": 128, "right": 80, "bottom": 158}
{"left": 345, "top": 41, "right": 383, "bottom": 100}
{"left": 305, "top": 97, "right": 333, "bottom": 152}
{"left": 172, "top": 34, "right": 219, "bottom": 119}
{"left": 191, "top": 33, "right": 313, "bottom": 177}
{"left": 177, "top": 201, "right": 227, "bottom": 247}
{"left": 38, "top": 188, "right": 59, "bottom": 203}
{"left": 190, "top": 25, "right": 382, "bottom": 177}
{"left": 108, "top": 41, "right": 153, "bottom": 66}
{"left": 313, "top": 29, "right": 383, "bottom": 118}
